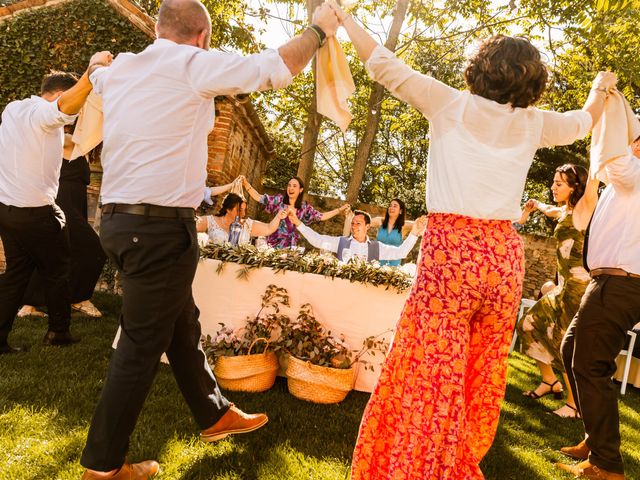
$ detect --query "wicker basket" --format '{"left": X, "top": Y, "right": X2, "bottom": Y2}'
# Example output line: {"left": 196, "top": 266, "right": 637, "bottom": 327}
{"left": 213, "top": 338, "right": 279, "bottom": 392}
{"left": 286, "top": 355, "right": 355, "bottom": 404}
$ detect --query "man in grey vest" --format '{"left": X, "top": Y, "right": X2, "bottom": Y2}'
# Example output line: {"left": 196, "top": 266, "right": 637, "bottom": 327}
{"left": 288, "top": 209, "right": 426, "bottom": 263}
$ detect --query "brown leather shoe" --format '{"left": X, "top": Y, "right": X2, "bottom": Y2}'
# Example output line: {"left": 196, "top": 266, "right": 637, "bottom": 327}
{"left": 560, "top": 440, "right": 591, "bottom": 460}
{"left": 81, "top": 460, "right": 159, "bottom": 479}
{"left": 200, "top": 404, "right": 268, "bottom": 442}
{"left": 556, "top": 460, "right": 625, "bottom": 479}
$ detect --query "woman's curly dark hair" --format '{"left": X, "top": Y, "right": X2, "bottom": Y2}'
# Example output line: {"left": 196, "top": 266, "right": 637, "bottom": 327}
{"left": 556, "top": 164, "right": 588, "bottom": 208}
{"left": 464, "top": 35, "right": 548, "bottom": 108}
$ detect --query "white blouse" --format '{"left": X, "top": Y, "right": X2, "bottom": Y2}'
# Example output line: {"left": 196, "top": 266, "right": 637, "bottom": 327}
{"left": 365, "top": 46, "right": 593, "bottom": 221}
{"left": 206, "top": 216, "right": 253, "bottom": 245}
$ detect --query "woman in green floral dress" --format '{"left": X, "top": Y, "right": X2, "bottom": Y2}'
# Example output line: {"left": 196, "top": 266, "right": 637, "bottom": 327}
{"left": 516, "top": 164, "right": 599, "bottom": 418}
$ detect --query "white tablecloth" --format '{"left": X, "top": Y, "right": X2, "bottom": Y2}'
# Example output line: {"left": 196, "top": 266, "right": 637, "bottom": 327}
{"left": 192, "top": 259, "right": 410, "bottom": 392}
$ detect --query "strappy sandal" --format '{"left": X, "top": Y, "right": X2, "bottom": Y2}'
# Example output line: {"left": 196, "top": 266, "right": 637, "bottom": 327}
{"left": 523, "top": 380, "right": 564, "bottom": 400}
{"left": 553, "top": 403, "right": 581, "bottom": 419}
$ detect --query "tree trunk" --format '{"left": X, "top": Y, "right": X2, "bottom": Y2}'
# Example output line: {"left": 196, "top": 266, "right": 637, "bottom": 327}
{"left": 296, "top": 0, "right": 324, "bottom": 188}
{"left": 345, "top": 0, "right": 410, "bottom": 204}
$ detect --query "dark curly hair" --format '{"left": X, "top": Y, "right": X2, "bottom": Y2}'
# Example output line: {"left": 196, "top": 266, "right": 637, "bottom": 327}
{"left": 464, "top": 35, "right": 548, "bottom": 108}
{"left": 556, "top": 164, "right": 588, "bottom": 208}
{"left": 217, "top": 193, "right": 243, "bottom": 216}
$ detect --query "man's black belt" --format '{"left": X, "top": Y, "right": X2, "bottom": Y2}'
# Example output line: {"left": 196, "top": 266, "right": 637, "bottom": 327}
{"left": 590, "top": 268, "right": 640, "bottom": 280}
{"left": 102, "top": 203, "right": 195, "bottom": 219}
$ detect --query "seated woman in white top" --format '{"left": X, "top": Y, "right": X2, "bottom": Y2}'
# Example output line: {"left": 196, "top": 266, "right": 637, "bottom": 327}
{"left": 196, "top": 193, "right": 286, "bottom": 245}
{"left": 327, "top": 3, "right": 616, "bottom": 480}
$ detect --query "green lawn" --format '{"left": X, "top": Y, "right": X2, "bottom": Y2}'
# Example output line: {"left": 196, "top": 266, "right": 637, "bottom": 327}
{"left": 1, "top": 291, "right": 639, "bottom": 479}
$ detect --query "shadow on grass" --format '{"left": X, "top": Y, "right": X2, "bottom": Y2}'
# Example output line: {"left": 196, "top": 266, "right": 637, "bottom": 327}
{"left": 2, "top": 292, "right": 639, "bottom": 479}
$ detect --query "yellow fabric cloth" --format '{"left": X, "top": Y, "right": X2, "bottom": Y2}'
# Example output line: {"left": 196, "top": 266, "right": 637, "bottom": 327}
{"left": 316, "top": 36, "right": 356, "bottom": 132}
{"left": 590, "top": 89, "right": 640, "bottom": 183}
{"left": 70, "top": 91, "right": 103, "bottom": 160}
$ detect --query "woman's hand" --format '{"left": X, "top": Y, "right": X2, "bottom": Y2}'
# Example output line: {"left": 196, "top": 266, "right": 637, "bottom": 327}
{"left": 327, "top": 1, "right": 350, "bottom": 24}
{"left": 591, "top": 71, "right": 617, "bottom": 92}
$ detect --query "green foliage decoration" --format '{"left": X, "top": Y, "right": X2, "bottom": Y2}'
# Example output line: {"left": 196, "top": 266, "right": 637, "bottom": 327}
{"left": 0, "top": 0, "right": 152, "bottom": 111}
{"left": 200, "top": 242, "right": 413, "bottom": 293}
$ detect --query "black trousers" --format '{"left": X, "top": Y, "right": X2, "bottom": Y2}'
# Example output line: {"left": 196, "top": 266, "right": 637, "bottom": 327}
{"left": 0, "top": 203, "right": 71, "bottom": 338}
{"left": 22, "top": 177, "right": 107, "bottom": 306}
{"left": 561, "top": 275, "right": 640, "bottom": 474}
{"left": 81, "top": 211, "right": 229, "bottom": 471}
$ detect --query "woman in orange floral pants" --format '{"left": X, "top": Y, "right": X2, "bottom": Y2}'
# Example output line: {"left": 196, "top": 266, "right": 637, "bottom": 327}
{"left": 351, "top": 214, "right": 524, "bottom": 479}
{"left": 333, "top": 2, "right": 611, "bottom": 478}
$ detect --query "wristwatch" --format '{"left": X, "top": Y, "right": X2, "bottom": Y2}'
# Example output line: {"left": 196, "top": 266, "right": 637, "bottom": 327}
{"left": 308, "top": 24, "right": 327, "bottom": 47}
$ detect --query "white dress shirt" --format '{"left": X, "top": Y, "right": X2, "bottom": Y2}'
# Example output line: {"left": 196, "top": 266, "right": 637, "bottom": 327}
{"left": 90, "top": 38, "right": 293, "bottom": 208}
{"left": 297, "top": 223, "right": 419, "bottom": 261}
{"left": 366, "top": 46, "right": 593, "bottom": 221}
{"left": 0, "top": 96, "right": 76, "bottom": 207}
{"left": 587, "top": 152, "right": 640, "bottom": 275}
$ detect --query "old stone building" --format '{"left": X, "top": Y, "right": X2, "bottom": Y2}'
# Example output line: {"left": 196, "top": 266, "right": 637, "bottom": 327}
{"left": 0, "top": 0, "right": 275, "bottom": 262}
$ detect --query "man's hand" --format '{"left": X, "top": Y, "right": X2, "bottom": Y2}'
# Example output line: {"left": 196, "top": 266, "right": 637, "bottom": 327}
{"left": 88, "top": 51, "right": 113, "bottom": 75}
{"left": 524, "top": 199, "right": 537, "bottom": 212}
{"left": 411, "top": 216, "right": 428, "bottom": 236}
{"left": 339, "top": 203, "right": 351, "bottom": 214}
{"left": 276, "top": 209, "right": 289, "bottom": 220}
{"left": 287, "top": 207, "right": 302, "bottom": 226}
{"left": 311, "top": 2, "right": 340, "bottom": 37}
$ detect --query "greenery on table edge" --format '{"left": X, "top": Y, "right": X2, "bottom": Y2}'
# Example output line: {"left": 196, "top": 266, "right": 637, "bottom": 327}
{"left": 200, "top": 243, "right": 413, "bottom": 293}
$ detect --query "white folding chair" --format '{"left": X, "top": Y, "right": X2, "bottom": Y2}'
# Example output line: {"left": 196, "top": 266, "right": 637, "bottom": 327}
{"left": 509, "top": 298, "right": 537, "bottom": 354}
{"left": 618, "top": 330, "right": 637, "bottom": 395}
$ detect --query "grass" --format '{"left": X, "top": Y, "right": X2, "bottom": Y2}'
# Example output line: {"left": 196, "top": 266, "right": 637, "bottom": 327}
{"left": 1, "top": 291, "right": 639, "bottom": 479}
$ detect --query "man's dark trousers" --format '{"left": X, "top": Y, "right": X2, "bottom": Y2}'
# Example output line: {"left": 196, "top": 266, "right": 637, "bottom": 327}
{"left": 0, "top": 203, "right": 71, "bottom": 340}
{"left": 561, "top": 274, "right": 640, "bottom": 474}
{"left": 80, "top": 210, "right": 230, "bottom": 471}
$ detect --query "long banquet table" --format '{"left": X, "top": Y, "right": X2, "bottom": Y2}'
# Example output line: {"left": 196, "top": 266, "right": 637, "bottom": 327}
{"left": 192, "top": 258, "right": 410, "bottom": 392}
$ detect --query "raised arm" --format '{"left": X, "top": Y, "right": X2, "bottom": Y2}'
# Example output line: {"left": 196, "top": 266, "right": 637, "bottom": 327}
{"left": 572, "top": 177, "right": 601, "bottom": 231}
{"left": 251, "top": 210, "right": 288, "bottom": 237}
{"left": 278, "top": 3, "right": 340, "bottom": 76}
{"left": 329, "top": 2, "right": 377, "bottom": 63}
{"left": 532, "top": 200, "right": 563, "bottom": 219}
{"left": 242, "top": 177, "right": 263, "bottom": 203}
{"left": 378, "top": 216, "right": 427, "bottom": 261}
{"left": 582, "top": 72, "right": 618, "bottom": 128}
{"left": 288, "top": 210, "right": 340, "bottom": 252}
{"left": 58, "top": 51, "right": 113, "bottom": 115}
{"left": 516, "top": 199, "right": 537, "bottom": 225}
{"left": 320, "top": 203, "right": 350, "bottom": 221}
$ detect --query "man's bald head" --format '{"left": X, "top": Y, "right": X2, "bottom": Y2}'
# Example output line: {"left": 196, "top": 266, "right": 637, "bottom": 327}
{"left": 156, "top": 0, "right": 212, "bottom": 48}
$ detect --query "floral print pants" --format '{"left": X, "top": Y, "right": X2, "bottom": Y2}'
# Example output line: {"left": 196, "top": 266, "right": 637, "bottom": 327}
{"left": 351, "top": 213, "right": 525, "bottom": 480}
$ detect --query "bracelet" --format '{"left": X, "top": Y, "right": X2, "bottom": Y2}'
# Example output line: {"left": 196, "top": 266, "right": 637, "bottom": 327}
{"left": 307, "top": 24, "right": 326, "bottom": 47}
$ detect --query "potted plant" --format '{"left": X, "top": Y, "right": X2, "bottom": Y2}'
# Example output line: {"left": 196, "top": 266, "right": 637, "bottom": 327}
{"left": 201, "top": 284, "right": 290, "bottom": 392}
{"left": 280, "top": 303, "right": 372, "bottom": 403}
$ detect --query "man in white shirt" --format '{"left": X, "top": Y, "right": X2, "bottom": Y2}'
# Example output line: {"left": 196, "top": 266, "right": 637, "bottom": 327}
{"left": 0, "top": 54, "right": 111, "bottom": 354}
{"left": 79, "top": 1, "right": 340, "bottom": 478}
{"left": 558, "top": 140, "right": 640, "bottom": 480}
{"left": 289, "top": 209, "right": 427, "bottom": 262}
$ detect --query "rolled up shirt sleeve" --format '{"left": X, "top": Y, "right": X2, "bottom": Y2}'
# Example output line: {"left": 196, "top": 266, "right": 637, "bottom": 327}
{"left": 539, "top": 109, "right": 592, "bottom": 148}
{"left": 190, "top": 48, "right": 293, "bottom": 98}
{"left": 30, "top": 98, "right": 77, "bottom": 132}
{"left": 89, "top": 66, "right": 110, "bottom": 95}
{"left": 297, "top": 224, "right": 340, "bottom": 252}
{"left": 365, "top": 45, "right": 460, "bottom": 119}
{"left": 379, "top": 233, "right": 418, "bottom": 261}
{"left": 604, "top": 151, "right": 640, "bottom": 193}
